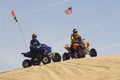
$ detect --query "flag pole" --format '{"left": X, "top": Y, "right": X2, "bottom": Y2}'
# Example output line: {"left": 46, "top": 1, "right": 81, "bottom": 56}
{"left": 16, "top": 21, "right": 28, "bottom": 51}
{"left": 65, "top": 7, "right": 74, "bottom": 28}
{"left": 11, "top": 10, "right": 28, "bottom": 51}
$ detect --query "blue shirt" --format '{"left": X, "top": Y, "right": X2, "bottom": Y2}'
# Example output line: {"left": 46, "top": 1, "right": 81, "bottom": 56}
{"left": 30, "top": 39, "right": 40, "bottom": 49}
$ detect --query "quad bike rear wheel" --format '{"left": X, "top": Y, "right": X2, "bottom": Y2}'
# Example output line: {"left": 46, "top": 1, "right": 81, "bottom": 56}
{"left": 22, "top": 59, "right": 32, "bottom": 68}
{"left": 52, "top": 53, "right": 61, "bottom": 62}
{"left": 42, "top": 55, "right": 51, "bottom": 65}
{"left": 90, "top": 48, "right": 97, "bottom": 57}
{"left": 63, "top": 52, "right": 70, "bottom": 61}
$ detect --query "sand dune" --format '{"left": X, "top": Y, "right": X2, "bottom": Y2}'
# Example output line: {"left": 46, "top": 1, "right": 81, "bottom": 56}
{"left": 0, "top": 55, "right": 120, "bottom": 80}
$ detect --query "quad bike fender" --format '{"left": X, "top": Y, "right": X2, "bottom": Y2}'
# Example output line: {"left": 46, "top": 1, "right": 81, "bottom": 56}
{"left": 64, "top": 46, "right": 70, "bottom": 51}
{"left": 85, "top": 42, "right": 90, "bottom": 48}
{"left": 21, "top": 52, "right": 34, "bottom": 58}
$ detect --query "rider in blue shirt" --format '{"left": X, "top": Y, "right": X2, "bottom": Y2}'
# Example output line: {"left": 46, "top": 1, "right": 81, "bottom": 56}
{"left": 30, "top": 33, "right": 40, "bottom": 55}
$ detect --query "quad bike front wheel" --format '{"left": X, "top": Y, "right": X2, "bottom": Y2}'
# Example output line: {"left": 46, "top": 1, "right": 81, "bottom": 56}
{"left": 42, "top": 55, "right": 51, "bottom": 65}
{"left": 52, "top": 53, "right": 61, "bottom": 62}
{"left": 90, "top": 48, "right": 97, "bottom": 57}
{"left": 63, "top": 52, "right": 70, "bottom": 61}
{"left": 22, "top": 59, "right": 32, "bottom": 68}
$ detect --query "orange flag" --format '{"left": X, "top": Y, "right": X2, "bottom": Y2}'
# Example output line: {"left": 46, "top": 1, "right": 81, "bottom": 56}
{"left": 11, "top": 10, "right": 18, "bottom": 22}
{"left": 11, "top": 10, "right": 15, "bottom": 17}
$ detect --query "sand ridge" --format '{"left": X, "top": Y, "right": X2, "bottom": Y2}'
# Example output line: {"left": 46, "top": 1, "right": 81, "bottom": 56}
{"left": 0, "top": 55, "right": 120, "bottom": 80}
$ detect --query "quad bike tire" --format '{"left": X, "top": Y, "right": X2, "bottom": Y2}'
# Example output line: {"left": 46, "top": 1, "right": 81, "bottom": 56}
{"left": 22, "top": 59, "right": 32, "bottom": 68}
{"left": 52, "top": 53, "right": 61, "bottom": 62}
{"left": 42, "top": 55, "right": 51, "bottom": 65}
{"left": 90, "top": 48, "right": 97, "bottom": 57}
{"left": 63, "top": 52, "right": 70, "bottom": 61}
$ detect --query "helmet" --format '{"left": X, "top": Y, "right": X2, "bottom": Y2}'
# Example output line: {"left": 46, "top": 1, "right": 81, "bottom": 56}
{"left": 73, "top": 29, "right": 78, "bottom": 34}
{"left": 32, "top": 33, "right": 37, "bottom": 39}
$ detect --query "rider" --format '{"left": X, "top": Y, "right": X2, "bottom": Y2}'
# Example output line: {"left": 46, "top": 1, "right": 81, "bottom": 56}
{"left": 30, "top": 33, "right": 40, "bottom": 55}
{"left": 71, "top": 29, "right": 85, "bottom": 48}
{"left": 71, "top": 29, "right": 81, "bottom": 44}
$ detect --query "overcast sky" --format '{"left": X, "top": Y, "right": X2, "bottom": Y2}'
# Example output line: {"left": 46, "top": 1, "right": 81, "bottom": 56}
{"left": 0, "top": 0, "right": 120, "bottom": 72}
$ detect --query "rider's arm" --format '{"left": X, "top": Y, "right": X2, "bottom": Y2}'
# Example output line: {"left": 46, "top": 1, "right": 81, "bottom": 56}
{"left": 78, "top": 36, "right": 82, "bottom": 44}
{"left": 71, "top": 34, "right": 73, "bottom": 40}
{"left": 36, "top": 40, "right": 40, "bottom": 47}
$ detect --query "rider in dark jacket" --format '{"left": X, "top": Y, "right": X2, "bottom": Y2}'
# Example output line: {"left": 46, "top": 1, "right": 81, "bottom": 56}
{"left": 30, "top": 33, "right": 40, "bottom": 56}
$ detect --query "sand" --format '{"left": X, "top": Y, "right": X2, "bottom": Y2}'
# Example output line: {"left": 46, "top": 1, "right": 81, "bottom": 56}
{"left": 0, "top": 55, "right": 120, "bottom": 80}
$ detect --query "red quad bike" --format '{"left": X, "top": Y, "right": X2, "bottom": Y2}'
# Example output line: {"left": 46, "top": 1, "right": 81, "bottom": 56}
{"left": 62, "top": 39, "right": 97, "bottom": 61}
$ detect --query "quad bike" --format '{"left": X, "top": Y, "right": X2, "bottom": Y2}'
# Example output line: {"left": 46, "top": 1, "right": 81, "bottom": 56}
{"left": 21, "top": 44, "right": 61, "bottom": 68}
{"left": 62, "top": 40, "right": 97, "bottom": 61}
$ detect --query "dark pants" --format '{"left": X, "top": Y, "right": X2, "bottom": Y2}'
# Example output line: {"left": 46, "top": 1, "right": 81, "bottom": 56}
{"left": 30, "top": 47, "right": 39, "bottom": 58}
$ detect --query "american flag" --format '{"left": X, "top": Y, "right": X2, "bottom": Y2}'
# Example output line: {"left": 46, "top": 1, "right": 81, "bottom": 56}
{"left": 65, "top": 7, "right": 72, "bottom": 15}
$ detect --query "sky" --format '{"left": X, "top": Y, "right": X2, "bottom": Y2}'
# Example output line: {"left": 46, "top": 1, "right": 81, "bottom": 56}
{"left": 0, "top": 0, "right": 120, "bottom": 72}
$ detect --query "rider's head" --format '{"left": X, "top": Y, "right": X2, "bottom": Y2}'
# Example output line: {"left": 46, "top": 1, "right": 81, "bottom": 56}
{"left": 32, "top": 33, "right": 37, "bottom": 39}
{"left": 73, "top": 29, "right": 78, "bottom": 34}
